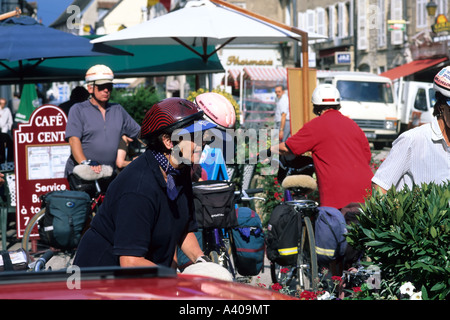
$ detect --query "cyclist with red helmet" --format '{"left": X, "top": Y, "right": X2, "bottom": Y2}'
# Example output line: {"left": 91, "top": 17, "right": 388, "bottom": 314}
{"left": 372, "top": 67, "right": 450, "bottom": 192}
{"left": 73, "top": 98, "right": 216, "bottom": 268}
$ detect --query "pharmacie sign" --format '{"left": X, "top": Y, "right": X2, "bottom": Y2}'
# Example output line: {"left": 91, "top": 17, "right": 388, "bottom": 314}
{"left": 14, "top": 105, "right": 70, "bottom": 238}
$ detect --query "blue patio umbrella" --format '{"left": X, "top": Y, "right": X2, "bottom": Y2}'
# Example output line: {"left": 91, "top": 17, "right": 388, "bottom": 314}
{"left": 0, "top": 16, "right": 131, "bottom": 80}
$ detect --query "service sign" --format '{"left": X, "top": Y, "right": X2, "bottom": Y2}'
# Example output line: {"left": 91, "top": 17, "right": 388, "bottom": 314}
{"left": 14, "top": 105, "right": 70, "bottom": 238}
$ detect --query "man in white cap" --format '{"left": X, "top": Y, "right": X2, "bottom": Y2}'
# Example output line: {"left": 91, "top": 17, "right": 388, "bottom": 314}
{"left": 65, "top": 65, "right": 140, "bottom": 186}
{"left": 270, "top": 84, "right": 373, "bottom": 210}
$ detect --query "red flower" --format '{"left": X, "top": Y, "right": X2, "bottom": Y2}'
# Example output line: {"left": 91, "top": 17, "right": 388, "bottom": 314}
{"left": 280, "top": 268, "right": 289, "bottom": 274}
{"left": 299, "top": 290, "right": 317, "bottom": 300}
{"left": 352, "top": 287, "right": 362, "bottom": 293}
{"left": 271, "top": 283, "right": 282, "bottom": 291}
{"left": 331, "top": 276, "right": 342, "bottom": 282}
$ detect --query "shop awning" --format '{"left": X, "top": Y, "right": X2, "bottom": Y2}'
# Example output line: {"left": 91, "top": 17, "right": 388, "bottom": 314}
{"left": 380, "top": 57, "right": 448, "bottom": 80}
{"left": 243, "top": 66, "right": 287, "bottom": 82}
{"left": 224, "top": 68, "right": 241, "bottom": 89}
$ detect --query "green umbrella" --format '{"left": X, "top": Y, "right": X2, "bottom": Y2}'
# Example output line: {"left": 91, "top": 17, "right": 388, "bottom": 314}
{"left": 15, "top": 83, "right": 39, "bottom": 123}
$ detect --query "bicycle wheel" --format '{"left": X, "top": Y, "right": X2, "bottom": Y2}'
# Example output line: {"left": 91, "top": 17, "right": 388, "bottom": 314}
{"left": 297, "top": 216, "right": 318, "bottom": 291}
{"left": 21, "top": 208, "right": 74, "bottom": 270}
{"left": 21, "top": 208, "right": 46, "bottom": 256}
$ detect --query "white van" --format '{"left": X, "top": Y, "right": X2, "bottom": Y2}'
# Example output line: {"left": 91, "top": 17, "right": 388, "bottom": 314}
{"left": 317, "top": 71, "right": 399, "bottom": 149}
{"left": 396, "top": 80, "right": 435, "bottom": 133}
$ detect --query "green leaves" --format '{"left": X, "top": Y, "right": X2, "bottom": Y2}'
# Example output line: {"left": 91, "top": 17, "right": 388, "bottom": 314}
{"left": 347, "top": 182, "right": 450, "bottom": 300}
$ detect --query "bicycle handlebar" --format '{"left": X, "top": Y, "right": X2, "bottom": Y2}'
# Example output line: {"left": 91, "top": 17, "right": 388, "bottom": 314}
{"left": 33, "top": 249, "right": 54, "bottom": 272}
{"left": 73, "top": 164, "right": 113, "bottom": 181}
{"left": 235, "top": 188, "right": 265, "bottom": 202}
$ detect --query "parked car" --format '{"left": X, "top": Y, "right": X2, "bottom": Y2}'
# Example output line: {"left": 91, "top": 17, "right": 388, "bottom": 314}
{"left": 0, "top": 266, "right": 296, "bottom": 300}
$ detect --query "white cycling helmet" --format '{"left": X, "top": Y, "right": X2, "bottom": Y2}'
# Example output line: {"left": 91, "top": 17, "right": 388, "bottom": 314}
{"left": 433, "top": 66, "right": 450, "bottom": 98}
{"left": 195, "top": 92, "right": 236, "bottom": 130}
{"left": 311, "top": 84, "right": 341, "bottom": 106}
{"left": 85, "top": 64, "right": 114, "bottom": 85}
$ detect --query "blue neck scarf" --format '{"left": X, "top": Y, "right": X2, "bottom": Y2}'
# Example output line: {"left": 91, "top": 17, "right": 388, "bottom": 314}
{"left": 152, "top": 150, "right": 181, "bottom": 200}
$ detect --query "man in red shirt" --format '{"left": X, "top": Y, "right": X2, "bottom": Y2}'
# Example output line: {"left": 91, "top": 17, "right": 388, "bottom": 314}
{"left": 271, "top": 84, "right": 373, "bottom": 209}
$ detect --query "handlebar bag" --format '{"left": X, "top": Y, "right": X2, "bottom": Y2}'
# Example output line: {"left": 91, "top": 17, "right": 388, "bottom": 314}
{"left": 38, "top": 190, "right": 91, "bottom": 250}
{"left": 192, "top": 180, "right": 237, "bottom": 229}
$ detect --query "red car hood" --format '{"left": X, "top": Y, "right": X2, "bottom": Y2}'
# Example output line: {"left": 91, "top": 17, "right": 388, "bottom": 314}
{"left": 0, "top": 266, "right": 295, "bottom": 300}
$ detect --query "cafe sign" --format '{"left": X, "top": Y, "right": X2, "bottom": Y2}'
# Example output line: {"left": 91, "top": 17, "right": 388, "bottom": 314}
{"left": 432, "top": 14, "right": 450, "bottom": 33}
{"left": 14, "top": 105, "right": 70, "bottom": 238}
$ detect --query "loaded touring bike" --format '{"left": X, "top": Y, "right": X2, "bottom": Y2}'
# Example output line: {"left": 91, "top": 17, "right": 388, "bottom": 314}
{"left": 20, "top": 164, "right": 113, "bottom": 271}
{"left": 266, "top": 155, "right": 320, "bottom": 292}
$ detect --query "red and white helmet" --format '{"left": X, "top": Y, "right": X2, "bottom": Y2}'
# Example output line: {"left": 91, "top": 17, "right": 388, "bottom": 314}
{"left": 85, "top": 64, "right": 114, "bottom": 85}
{"left": 195, "top": 92, "right": 236, "bottom": 130}
{"left": 311, "top": 84, "right": 341, "bottom": 106}
{"left": 433, "top": 66, "right": 450, "bottom": 98}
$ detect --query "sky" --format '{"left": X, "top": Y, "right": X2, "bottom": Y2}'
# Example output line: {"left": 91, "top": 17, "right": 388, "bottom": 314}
{"left": 34, "top": 0, "right": 74, "bottom": 26}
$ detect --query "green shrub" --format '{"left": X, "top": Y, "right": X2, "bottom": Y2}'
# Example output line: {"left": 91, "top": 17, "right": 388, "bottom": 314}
{"left": 347, "top": 182, "right": 450, "bottom": 300}
{"left": 110, "top": 86, "right": 163, "bottom": 125}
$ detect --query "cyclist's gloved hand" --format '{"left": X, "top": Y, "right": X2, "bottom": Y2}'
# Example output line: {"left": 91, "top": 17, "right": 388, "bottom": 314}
{"left": 81, "top": 159, "right": 100, "bottom": 166}
{"left": 195, "top": 255, "right": 212, "bottom": 263}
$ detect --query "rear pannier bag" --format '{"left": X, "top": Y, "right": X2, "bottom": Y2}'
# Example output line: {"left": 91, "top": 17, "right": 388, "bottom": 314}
{"left": 38, "top": 190, "right": 91, "bottom": 250}
{"left": 314, "top": 206, "right": 347, "bottom": 266}
{"left": 265, "top": 203, "right": 300, "bottom": 266}
{"left": 231, "top": 207, "right": 265, "bottom": 276}
{"left": 192, "top": 181, "right": 237, "bottom": 229}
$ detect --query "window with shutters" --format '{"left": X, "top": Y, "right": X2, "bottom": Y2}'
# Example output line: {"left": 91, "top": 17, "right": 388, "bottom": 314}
{"left": 316, "top": 7, "right": 327, "bottom": 37}
{"left": 337, "top": 2, "right": 349, "bottom": 38}
{"left": 307, "top": 9, "right": 316, "bottom": 34}
{"left": 329, "top": 5, "right": 337, "bottom": 40}
{"left": 298, "top": 11, "right": 306, "bottom": 31}
{"left": 378, "top": 0, "right": 387, "bottom": 47}
{"left": 391, "top": 0, "right": 403, "bottom": 45}
{"left": 358, "top": 0, "right": 367, "bottom": 49}
{"left": 436, "top": 0, "right": 448, "bottom": 15}
{"left": 416, "top": 0, "right": 427, "bottom": 29}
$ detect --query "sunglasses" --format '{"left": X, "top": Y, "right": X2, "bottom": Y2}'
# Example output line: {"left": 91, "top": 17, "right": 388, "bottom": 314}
{"left": 95, "top": 83, "right": 113, "bottom": 91}
{"left": 175, "top": 130, "right": 216, "bottom": 147}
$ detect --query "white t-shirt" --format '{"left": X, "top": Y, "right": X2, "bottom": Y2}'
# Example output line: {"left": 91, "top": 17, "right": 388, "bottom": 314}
{"left": 372, "top": 116, "right": 450, "bottom": 191}
{"left": 274, "top": 92, "right": 290, "bottom": 122}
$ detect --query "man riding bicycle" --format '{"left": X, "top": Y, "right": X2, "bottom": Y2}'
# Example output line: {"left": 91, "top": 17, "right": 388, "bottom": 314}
{"left": 270, "top": 84, "right": 373, "bottom": 209}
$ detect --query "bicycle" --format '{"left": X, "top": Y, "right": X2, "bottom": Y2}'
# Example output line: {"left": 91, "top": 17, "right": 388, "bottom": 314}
{"left": 20, "top": 164, "right": 112, "bottom": 271}
{"left": 202, "top": 187, "right": 265, "bottom": 281}
{"left": 268, "top": 155, "right": 320, "bottom": 292}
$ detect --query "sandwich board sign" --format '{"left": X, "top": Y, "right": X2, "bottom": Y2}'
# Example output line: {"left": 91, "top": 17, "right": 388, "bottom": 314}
{"left": 14, "top": 104, "right": 70, "bottom": 238}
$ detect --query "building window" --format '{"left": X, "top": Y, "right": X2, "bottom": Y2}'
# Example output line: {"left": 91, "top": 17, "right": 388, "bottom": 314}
{"left": 436, "top": 0, "right": 448, "bottom": 16}
{"left": 329, "top": 4, "right": 337, "bottom": 40}
{"left": 358, "top": 0, "right": 367, "bottom": 49}
{"left": 316, "top": 7, "right": 327, "bottom": 37}
{"left": 378, "top": 0, "right": 387, "bottom": 48}
{"left": 417, "top": 0, "right": 427, "bottom": 29}
{"left": 307, "top": 9, "right": 316, "bottom": 34}
{"left": 338, "top": 2, "right": 349, "bottom": 38}
{"left": 391, "top": 0, "right": 403, "bottom": 45}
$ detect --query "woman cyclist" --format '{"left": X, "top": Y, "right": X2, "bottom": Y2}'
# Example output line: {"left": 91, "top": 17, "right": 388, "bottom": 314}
{"left": 73, "top": 98, "right": 216, "bottom": 268}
